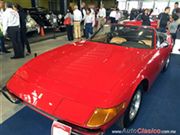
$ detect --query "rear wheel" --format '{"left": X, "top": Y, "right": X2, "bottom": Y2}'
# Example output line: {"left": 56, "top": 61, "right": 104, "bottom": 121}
{"left": 123, "top": 86, "right": 143, "bottom": 128}
{"left": 162, "top": 56, "right": 170, "bottom": 72}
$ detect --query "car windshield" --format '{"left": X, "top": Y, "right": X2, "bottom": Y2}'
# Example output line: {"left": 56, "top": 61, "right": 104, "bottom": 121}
{"left": 90, "top": 24, "right": 154, "bottom": 49}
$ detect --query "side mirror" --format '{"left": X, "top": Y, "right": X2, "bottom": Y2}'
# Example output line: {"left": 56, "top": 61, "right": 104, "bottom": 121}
{"left": 161, "top": 41, "right": 169, "bottom": 48}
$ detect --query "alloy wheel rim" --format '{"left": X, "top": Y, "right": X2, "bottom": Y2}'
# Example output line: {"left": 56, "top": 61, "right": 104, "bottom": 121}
{"left": 165, "top": 57, "right": 170, "bottom": 69}
{"left": 129, "top": 90, "right": 142, "bottom": 121}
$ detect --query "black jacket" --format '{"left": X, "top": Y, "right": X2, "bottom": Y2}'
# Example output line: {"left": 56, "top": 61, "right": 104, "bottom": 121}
{"left": 142, "top": 13, "right": 151, "bottom": 26}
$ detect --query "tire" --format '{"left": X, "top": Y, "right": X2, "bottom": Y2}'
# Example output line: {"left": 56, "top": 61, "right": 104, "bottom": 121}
{"left": 162, "top": 56, "right": 170, "bottom": 72}
{"left": 123, "top": 86, "right": 143, "bottom": 128}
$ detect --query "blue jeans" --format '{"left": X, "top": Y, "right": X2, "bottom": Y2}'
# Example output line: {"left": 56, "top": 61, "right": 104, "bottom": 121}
{"left": 85, "top": 23, "right": 93, "bottom": 39}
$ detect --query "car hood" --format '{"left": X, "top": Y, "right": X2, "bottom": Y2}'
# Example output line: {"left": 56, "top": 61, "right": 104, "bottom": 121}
{"left": 7, "top": 41, "right": 151, "bottom": 126}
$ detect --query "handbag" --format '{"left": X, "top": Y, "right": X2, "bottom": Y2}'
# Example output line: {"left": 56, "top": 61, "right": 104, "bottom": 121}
{"left": 64, "top": 17, "right": 71, "bottom": 25}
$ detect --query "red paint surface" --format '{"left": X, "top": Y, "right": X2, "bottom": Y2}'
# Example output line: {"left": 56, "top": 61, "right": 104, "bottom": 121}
{"left": 123, "top": 20, "right": 158, "bottom": 29}
{"left": 6, "top": 27, "right": 172, "bottom": 131}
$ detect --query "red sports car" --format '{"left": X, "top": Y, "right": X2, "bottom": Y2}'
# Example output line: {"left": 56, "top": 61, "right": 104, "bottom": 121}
{"left": 2, "top": 24, "right": 172, "bottom": 135}
{"left": 123, "top": 14, "right": 158, "bottom": 29}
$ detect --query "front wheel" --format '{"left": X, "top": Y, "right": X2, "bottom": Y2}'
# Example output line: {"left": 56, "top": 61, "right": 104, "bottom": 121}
{"left": 123, "top": 86, "right": 143, "bottom": 128}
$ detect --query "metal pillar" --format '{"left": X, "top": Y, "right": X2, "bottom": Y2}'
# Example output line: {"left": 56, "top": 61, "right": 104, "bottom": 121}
{"left": 153, "top": 0, "right": 156, "bottom": 9}
{"left": 138, "top": 0, "right": 143, "bottom": 9}
{"left": 98, "top": 0, "right": 102, "bottom": 8}
{"left": 77, "top": 0, "right": 81, "bottom": 9}
{"left": 168, "top": 0, "right": 171, "bottom": 6}
{"left": 125, "top": 0, "right": 128, "bottom": 10}
{"left": 31, "top": 0, "right": 37, "bottom": 7}
{"left": 60, "top": 0, "right": 69, "bottom": 15}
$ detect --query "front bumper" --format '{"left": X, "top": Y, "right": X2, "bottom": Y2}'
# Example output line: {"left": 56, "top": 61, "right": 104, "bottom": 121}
{"left": 1, "top": 87, "right": 21, "bottom": 104}
{"left": 1, "top": 86, "right": 103, "bottom": 135}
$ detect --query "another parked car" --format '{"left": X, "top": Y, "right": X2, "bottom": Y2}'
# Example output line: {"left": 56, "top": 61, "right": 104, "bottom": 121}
{"left": 26, "top": 14, "right": 40, "bottom": 33}
{"left": 24, "top": 7, "right": 65, "bottom": 31}
{"left": 123, "top": 13, "right": 158, "bottom": 29}
{"left": 2, "top": 24, "right": 172, "bottom": 135}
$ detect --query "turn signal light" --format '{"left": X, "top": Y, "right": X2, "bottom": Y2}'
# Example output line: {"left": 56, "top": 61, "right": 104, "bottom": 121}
{"left": 87, "top": 102, "right": 126, "bottom": 128}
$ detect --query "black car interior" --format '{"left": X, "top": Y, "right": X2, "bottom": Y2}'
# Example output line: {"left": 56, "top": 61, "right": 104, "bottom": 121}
{"left": 91, "top": 26, "right": 154, "bottom": 49}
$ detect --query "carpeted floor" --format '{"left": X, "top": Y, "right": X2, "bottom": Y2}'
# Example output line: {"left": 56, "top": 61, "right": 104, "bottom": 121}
{"left": 1, "top": 54, "right": 180, "bottom": 135}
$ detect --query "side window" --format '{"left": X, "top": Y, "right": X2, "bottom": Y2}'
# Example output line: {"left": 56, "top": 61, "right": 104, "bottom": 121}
{"left": 159, "top": 35, "right": 165, "bottom": 44}
{"left": 157, "top": 33, "right": 169, "bottom": 48}
{"left": 156, "top": 32, "right": 167, "bottom": 48}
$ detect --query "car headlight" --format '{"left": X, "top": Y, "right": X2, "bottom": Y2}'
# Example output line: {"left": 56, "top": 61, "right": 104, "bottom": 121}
{"left": 58, "top": 14, "right": 62, "bottom": 19}
{"left": 46, "top": 14, "right": 50, "bottom": 20}
{"left": 87, "top": 102, "right": 126, "bottom": 128}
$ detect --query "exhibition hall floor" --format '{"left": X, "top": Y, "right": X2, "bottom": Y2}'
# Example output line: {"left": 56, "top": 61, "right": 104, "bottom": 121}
{"left": 0, "top": 38, "right": 180, "bottom": 135}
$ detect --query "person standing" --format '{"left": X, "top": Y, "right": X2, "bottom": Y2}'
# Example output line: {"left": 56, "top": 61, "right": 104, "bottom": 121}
{"left": 84, "top": 8, "right": 95, "bottom": 39}
{"left": 169, "top": 16, "right": 178, "bottom": 45}
{"left": 3, "top": 2, "right": 24, "bottom": 59}
{"left": 0, "top": 0, "right": 10, "bottom": 54}
{"left": 158, "top": 7, "right": 171, "bottom": 33}
{"left": 13, "top": 3, "right": 31, "bottom": 55}
{"left": 109, "top": 8, "right": 117, "bottom": 32}
{"left": 97, "top": 4, "right": 106, "bottom": 29}
{"left": 89, "top": 5, "right": 96, "bottom": 29}
{"left": 172, "top": 2, "right": 179, "bottom": 16}
{"left": 73, "top": 5, "right": 82, "bottom": 39}
{"left": 115, "top": 8, "right": 121, "bottom": 23}
{"left": 109, "top": 8, "right": 116, "bottom": 24}
{"left": 141, "top": 9, "right": 153, "bottom": 26}
{"left": 64, "top": 9, "right": 74, "bottom": 41}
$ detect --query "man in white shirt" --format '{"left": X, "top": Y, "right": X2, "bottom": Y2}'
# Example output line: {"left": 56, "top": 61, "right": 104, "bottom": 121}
{"left": 97, "top": 4, "right": 106, "bottom": 29}
{"left": 0, "top": 0, "right": 10, "bottom": 54}
{"left": 115, "top": 9, "right": 122, "bottom": 23}
{"left": 73, "top": 5, "right": 82, "bottom": 39}
{"left": 109, "top": 8, "right": 116, "bottom": 23}
{"left": 110, "top": 8, "right": 119, "bottom": 32}
{"left": 3, "top": 2, "right": 24, "bottom": 59}
{"left": 0, "top": 0, "right": 3, "bottom": 28}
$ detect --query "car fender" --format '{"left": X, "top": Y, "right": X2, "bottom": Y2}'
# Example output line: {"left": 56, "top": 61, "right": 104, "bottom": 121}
{"left": 128, "top": 71, "right": 149, "bottom": 103}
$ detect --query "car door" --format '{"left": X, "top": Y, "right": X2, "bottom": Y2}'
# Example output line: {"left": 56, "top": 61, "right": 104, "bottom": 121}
{"left": 157, "top": 34, "right": 172, "bottom": 70}
{"left": 144, "top": 32, "right": 163, "bottom": 84}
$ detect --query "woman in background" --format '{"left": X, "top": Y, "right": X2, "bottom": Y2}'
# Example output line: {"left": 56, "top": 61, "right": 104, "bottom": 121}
{"left": 84, "top": 8, "right": 95, "bottom": 39}
{"left": 169, "top": 15, "right": 178, "bottom": 45}
{"left": 64, "top": 8, "right": 74, "bottom": 41}
{"left": 141, "top": 9, "right": 152, "bottom": 26}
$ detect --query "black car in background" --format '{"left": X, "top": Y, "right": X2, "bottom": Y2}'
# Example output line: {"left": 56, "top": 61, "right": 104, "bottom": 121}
{"left": 130, "top": 9, "right": 143, "bottom": 20}
{"left": 24, "top": 7, "right": 65, "bottom": 31}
